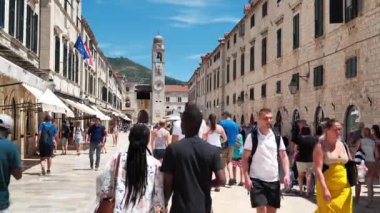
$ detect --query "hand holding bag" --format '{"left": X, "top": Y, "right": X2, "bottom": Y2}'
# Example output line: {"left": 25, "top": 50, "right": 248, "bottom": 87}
{"left": 95, "top": 153, "right": 122, "bottom": 213}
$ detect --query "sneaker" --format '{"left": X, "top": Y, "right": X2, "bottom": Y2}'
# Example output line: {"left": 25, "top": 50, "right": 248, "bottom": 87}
{"left": 47, "top": 170, "right": 51, "bottom": 175}
{"left": 238, "top": 182, "right": 244, "bottom": 186}
{"left": 90, "top": 165, "right": 94, "bottom": 170}
{"left": 41, "top": 168, "right": 46, "bottom": 176}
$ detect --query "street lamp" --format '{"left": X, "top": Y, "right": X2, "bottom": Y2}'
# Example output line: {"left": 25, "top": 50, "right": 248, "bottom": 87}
{"left": 288, "top": 72, "right": 310, "bottom": 95}
{"left": 237, "top": 97, "right": 243, "bottom": 106}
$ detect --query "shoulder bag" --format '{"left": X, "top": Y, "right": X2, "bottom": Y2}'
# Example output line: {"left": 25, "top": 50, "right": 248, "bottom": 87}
{"left": 343, "top": 143, "right": 358, "bottom": 186}
{"left": 95, "top": 153, "right": 122, "bottom": 213}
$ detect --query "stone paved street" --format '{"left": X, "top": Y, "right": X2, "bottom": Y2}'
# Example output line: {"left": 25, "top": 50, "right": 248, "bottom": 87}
{"left": 7, "top": 132, "right": 380, "bottom": 213}
{"left": 9, "top": 133, "right": 129, "bottom": 213}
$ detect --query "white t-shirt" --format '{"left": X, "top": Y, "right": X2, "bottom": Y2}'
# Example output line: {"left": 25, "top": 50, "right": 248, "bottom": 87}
{"left": 172, "top": 120, "right": 207, "bottom": 140}
{"left": 244, "top": 129, "right": 286, "bottom": 182}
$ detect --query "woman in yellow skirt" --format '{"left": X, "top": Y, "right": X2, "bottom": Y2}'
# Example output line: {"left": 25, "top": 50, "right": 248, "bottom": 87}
{"left": 313, "top": 119, "right": 353, "bottom": 213}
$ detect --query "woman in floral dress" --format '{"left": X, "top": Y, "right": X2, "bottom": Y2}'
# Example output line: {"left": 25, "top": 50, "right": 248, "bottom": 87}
{"left": 96, "top": 124, "right": 165, "bottom": 212}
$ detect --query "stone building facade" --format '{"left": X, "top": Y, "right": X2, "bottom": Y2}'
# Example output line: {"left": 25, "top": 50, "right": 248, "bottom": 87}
{"left": 0, "top": 0, "right": 125, "bottom": 158}
{"left": 189, "top": 0, "right": 380, "bottom": 141}
{"left": 164, "top": 85, "right": 188, "bottom": 116}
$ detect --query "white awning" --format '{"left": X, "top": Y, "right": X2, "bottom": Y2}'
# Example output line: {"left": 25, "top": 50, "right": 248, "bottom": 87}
{"left": 22, "top": 84, "right": 75, "bottom": 117}
{"left": 91, "top": 106, "right": 111, "bottom": 121}
{"left": 121, "top": 115, "right": 131, "bottom": 121}
{"left": 62, "top": 99, "right": 98, "bottom": 117}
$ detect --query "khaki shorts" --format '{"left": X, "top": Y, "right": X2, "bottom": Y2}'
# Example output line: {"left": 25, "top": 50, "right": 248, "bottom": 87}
{"left": 221, "top": 146, "right": 234, "bottom": 164}
{"left": 296, "top": 162, "right": 313, "bottom": 173}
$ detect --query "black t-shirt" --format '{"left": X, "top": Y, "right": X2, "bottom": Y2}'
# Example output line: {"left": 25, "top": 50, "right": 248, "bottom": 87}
{"left": 295, "top": 135, "right": 317, "bottom": 162}
{"left": 161, "top": 136, "right": 224, "bottom": 213}
{"left": 61, "top": 124, "right": 70, "bottom": 138}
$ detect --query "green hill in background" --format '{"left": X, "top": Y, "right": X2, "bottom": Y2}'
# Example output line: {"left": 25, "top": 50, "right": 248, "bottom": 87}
{"left": 108, "top": 57, "right": 185, "bottom": 85}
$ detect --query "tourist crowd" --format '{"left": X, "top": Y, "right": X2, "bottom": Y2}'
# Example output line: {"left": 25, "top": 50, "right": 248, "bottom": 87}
{"left": 1, "top": 103, "right": 380, "bottom": 213}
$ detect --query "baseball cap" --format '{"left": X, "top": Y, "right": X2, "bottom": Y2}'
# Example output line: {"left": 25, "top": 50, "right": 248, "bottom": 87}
{"left": 0, "top": 114, "right": 14, "bottom": 131}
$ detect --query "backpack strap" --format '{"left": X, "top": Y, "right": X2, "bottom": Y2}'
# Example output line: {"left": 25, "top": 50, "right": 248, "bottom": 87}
{"left": 249, "top": 127, "right": 259, "bottom": 160}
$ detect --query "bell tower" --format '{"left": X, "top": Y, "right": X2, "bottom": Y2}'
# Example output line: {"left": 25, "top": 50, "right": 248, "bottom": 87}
{"left": 151, "top": 35, "right": 166, "bottom": 124}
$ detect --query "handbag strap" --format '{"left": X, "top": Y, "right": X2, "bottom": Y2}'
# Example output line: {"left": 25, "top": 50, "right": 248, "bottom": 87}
{"left": 343, "top": 142, "right": 353, "bottom": 160}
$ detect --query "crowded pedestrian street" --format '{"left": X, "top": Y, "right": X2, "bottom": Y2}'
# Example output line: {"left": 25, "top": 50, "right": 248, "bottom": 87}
{"left": 5, "top": 131, "right": 379, "bottom": 213}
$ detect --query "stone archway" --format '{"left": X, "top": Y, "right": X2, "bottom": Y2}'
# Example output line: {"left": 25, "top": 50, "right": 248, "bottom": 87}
{"left": 314, "top": 106, "right": 325, "bottom": 131}
{"left": 137, "top": 110, "right": 149, "bottom": 124}
{"left": 274, "top": 111, "right": 282, "bottom": 134}
{"left": 344, "top": 105, "right": 360, "bottom": 143}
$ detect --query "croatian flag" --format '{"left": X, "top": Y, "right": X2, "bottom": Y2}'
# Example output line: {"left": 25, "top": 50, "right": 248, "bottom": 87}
{"left": 84, "top": 41, "right": 94, "bottom": 66}
{"left": 74, "top": 36, "right": 89, "bottom": 59}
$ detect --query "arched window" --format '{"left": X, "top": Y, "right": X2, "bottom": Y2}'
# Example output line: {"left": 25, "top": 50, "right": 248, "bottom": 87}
{"left": 344, "top": 105, "right": 360, "bottom": 142}
{"left": 314, "top": 106, "right": 325, "bottom": 131}
{"left": 274, "top": 111, "right": 282, "bottom": 133}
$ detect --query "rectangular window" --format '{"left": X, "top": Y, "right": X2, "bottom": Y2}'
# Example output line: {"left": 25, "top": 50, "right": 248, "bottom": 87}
{"left": 226, "top": 63, "right": 230, "bottom": 83}
{"left": 315, "top": 0, "right": 324, "bottom": 38}
{"left": 250, "top": 46, "right": 255, "bottom": 71}
{"left": 233, "top": 93, "right": 236, "bottom": 104}
{"left": 178, "top": 97, "right": 182, "bottom": 103}
{"left": 68, "top": 49, "right": 72, "bottom": 80}
{"left": 345, "top": 0, "right": 358, "bottom": 22}
{"left": 227, "top": 40, "right": 230, "bottom": 49}
{"left": 55, "top": 36, "right": 60, "bottom": 73}
{"left": 241, "top": 53, "right": 245, "bottom": 76}
{"left": 262, "top": 38, "right": 267, "bottom": 66}
{"left": 346, "top": 57, "right": 357, "bottom": 78}
{"left": 75, "top": 54, "right": 79, "bottom": 83}
{"left": 292, "top": 73, "right": 300, "bottom": 91}
{"left": 239, "top": 23, "right": 245, "bottom": 37}
{"left": 250, "top": 14, "right": 255, "bottom": 28}
{"left": 314, "top": 65, "right": 324, "bottom": 87}
{"left": 293, "top": 14, "right": 300, "bottom": 49}
{"left": 63, "top": 41, "right": 68, "bottom": 77}
{"left": 330, "top": 0, "right": 344, "bottom": 23}
{"left": 277, "top": 29, "right": 282, "bottom": 58}
{"left": 16, "top": 0, "right": 24, "bottom": 42}
{"left": 234, "top": 33, "right": 237, "bottom": 44}
{"left": 276, "top": 81, "right": 281, "bottom": 94}
{"left": 26, "top": 6, "right": 32, "bottom": 48}
{"left": 233, "top": 59, "right": 237, "bottom": 80}
{"left": 226, "top": 96, "right": 229, "bottom": 106}
{"left": 250, "top": 88, "right": 254, "bottom": 100}
{"left": 261, "top": 84, "right": 267, "bottom": 98}
{"left": 213, "top": 72, "right": 216, "bottom": 90}
{"left": 217, "top": 70, "right": 220, "bottom": 87}
{"left": 9, "top": 0, "right": 15, "bottom": 36}
{"left": 32, "top": 14, "right": 38, "bottom": 53}
{"left": 262, "top": 2, "right": 268, "bottom": 17}
{"left": 0, "top": 0, "right": 5, "bottom": 28}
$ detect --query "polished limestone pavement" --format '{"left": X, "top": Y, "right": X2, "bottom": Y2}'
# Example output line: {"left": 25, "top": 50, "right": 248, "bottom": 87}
{"left": 9, "top": 132, "right": 129, "bottom": 213}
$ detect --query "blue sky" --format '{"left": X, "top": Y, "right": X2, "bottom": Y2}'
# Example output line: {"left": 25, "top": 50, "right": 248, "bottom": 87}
{"left": 83, "top": 0, "right": 247, "bottom": 82}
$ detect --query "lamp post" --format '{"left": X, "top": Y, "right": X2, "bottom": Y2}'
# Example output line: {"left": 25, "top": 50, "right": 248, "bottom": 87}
{"left": 288, "top": 72, "right": 310, "bottom": 95}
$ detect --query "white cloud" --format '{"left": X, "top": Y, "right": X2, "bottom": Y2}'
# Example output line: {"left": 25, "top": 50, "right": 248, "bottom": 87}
{"left": 148, "top": 0, "right": 215, "bottom": 7}
{"left": 168, "top": 9, "right": 239, "bottom": 27}
{"left": 186, "top": 53, "right": 203, "bottom": 60}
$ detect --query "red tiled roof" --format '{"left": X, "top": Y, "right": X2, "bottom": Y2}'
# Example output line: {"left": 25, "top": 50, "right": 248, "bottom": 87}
{"left": 165, "top": 85, "right": 189, "bottom": 93}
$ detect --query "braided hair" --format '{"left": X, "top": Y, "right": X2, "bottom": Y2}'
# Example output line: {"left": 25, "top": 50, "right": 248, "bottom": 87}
{"left": 125, "top": 124, "right": 150, "bottom": 207}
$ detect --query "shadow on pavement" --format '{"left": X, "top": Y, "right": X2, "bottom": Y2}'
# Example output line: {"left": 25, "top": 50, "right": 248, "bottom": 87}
{"left": 72, "top": 168, "right": 93, "bottom": 171}
{"left": 21, "top": 158, "right": 40, "bottom": 172}
{"left": 23, "top": 172, "right": 41, "bottom": 176}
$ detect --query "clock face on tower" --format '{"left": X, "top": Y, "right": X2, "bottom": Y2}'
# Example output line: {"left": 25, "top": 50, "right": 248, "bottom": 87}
{"left": 153, "top": 80, "right": 164, "bottom": 92}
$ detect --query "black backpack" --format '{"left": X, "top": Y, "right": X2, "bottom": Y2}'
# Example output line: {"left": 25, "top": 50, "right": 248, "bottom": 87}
{"left": 248, "top": 127, "right": 282, "bottom": 172}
